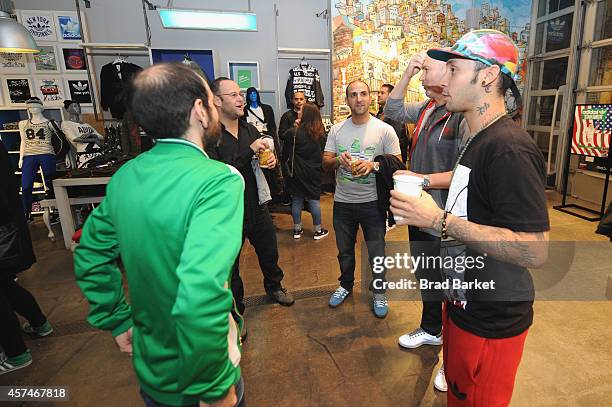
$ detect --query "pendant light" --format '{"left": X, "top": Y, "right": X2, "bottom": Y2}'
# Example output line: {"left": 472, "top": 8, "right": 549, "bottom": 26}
{"left": 0, "top": 11, "right": 39, "bottom": 53}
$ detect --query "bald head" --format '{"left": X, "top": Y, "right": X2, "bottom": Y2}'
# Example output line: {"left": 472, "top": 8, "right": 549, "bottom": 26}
{"left": 420, "top": 50, "right": 449, "bottom": 99}
{"left": 128, "top": 63, "right": 212, "bottom": 139}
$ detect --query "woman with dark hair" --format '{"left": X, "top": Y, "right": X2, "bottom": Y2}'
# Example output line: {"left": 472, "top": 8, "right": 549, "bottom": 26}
{"left": 0, "top": 139, "right": 52, "bottom": 375}
{"left": 281, "top": 103, "right": 329, "bottom": 240}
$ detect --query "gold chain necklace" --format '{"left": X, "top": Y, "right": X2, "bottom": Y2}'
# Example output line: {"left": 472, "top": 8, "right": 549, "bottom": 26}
{"left": 452, "top": 112, "right": 507, "bottom": 174}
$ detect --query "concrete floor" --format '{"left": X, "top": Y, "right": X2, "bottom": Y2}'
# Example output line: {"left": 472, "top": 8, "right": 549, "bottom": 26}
{"left": 1, "top": 191, "right": 611, "bottom": 406}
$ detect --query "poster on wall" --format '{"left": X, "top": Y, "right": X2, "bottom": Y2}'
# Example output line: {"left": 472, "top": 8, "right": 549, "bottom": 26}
{"left": 35, "top": 77, "right": 65, "bottom": 104}
{"left": 20, "top": 11, "right": 57, "bottom": 42}
{"left": 571, "top": 104, "right": 611, "bottom": 158}
{"left": 32, "top": 44, "right": 59, "bottom": 73}
{"left": 3, "top": 78, "right": 33, "bottom": 104}
{"left": 56, "top": 12, "right": 83, "bottom": 41}
{"left": 61, "top": 48, "right": 87, "bottom": 71}
{"left": 0, "top": 52, "right": 30, "bottom": 74}
{"left": 150, "top": 49, "right": 215, "bottom": 82}
{"left": 228, "top": 61, "right": 260, "bottom": 89}
{"left": 331, "top": 0, "right": 532, "bottom": 121}
{"left": 64, "top": 78, "right": 92, "bottom": 105}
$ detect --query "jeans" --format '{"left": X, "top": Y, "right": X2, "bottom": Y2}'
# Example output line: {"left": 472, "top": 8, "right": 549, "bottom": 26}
{"left": 231, "top": 205, "right": 284, "bottom": 315}
{"left": 409, "top": 226, "right": 443, "bottom": 336}
{"left": 21, "top": 154, "right": 55, "bottom": 216}
{"left": 140, "top": 376, "right": 245, "bottom": 407}
{"left": 332, "top": 201, "right": 387, "bottom": 294}
{"left": 291, "top": 196, "right": 322, "bottom": 227}
{"left": 0, "top": 277, "right": 47, "bottom": 357}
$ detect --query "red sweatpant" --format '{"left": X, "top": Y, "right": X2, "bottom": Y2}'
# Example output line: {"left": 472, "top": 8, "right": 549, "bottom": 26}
{"left": 443, "top": 304, "right": 529, "bottom": 407}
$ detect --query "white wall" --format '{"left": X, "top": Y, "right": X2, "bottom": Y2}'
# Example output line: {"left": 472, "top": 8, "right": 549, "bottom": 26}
{"left": 12, "top": 0, "right": 331, "bottom": 117}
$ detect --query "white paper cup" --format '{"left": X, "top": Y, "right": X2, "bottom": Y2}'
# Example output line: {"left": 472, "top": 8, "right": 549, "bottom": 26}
{"left": 392, "top": 174, "right": 423, "bottom": 220}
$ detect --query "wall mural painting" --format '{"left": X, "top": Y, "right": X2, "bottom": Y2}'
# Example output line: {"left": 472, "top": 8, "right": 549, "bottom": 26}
{"left": 331, "top": 0, "right": 532, "bottom": 121}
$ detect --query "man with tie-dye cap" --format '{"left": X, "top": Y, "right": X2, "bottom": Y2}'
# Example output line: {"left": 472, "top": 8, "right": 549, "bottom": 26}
{"left": 389, "top": 30, "right": 550, "bottom": 406}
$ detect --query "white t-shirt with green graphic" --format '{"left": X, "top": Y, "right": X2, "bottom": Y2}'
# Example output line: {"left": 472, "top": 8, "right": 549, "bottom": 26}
{"left": 324, "top": 116, "right": 401, "bottom": 203}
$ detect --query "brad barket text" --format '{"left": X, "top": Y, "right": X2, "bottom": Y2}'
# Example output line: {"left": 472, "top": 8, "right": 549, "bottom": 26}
{"left": 372, "top": 278, "right": 496, "bottom": 291}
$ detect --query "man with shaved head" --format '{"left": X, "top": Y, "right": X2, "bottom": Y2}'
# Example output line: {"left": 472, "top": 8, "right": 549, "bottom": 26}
{"left": 74, "top": 63, "right": 245, "bottom": 407}
{"left": 323, "top": 80, "right": 401, "bottom": 319}
{"left": 384, "top": 51, "right": 469, "bottom": 392}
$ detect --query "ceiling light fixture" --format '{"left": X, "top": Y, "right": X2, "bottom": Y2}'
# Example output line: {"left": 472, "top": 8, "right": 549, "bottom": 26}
{"left": 0, "top": 10, "right": 39, "bottom": 53}
{"left": 157, "top": 8, "right": 257, "bottom": 31}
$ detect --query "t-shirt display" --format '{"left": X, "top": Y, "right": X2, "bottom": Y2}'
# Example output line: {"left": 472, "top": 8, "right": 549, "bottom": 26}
{"left": 100, "top": 61, "right": 143, "bottom": 119}
{"left": 442, "top": 116, "right": 550, "bottom": 339}
{"left": 21, "top": 120, "right": 55, "bottom": 156}
{"left": 324, "top": 116, "right": 400, "bottom": 203}
{"left": 284, "top": 63, "right": 324, "bottom": 108}
{"left": 61, "top": 120, "right": 103, "bottom": 168}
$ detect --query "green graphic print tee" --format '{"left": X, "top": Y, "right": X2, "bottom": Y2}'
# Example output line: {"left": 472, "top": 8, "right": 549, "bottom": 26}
{"left": 324, "top": 116, "right": 401, "bottom": 203}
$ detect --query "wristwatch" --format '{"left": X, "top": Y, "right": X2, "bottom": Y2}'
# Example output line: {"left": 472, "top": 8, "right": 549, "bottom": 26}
{"left": 372, "top": 162, "right": 380, "bottom": 173}
{"left": 422, "top": 175, "right": 431, "bottom": 190}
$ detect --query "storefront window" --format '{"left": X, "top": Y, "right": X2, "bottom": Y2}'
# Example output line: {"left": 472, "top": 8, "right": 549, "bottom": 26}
{"left": 535, "top": 22, "right": 546, "bottom": 54}
{"left": 586, "top": 91, "right": 612, "bottom": 104}
{"left": 589, "top": 46, "right": 612, "bottom": 87}
{"left": 594, "top": 0, "right": 612, "bottom": 41}
{"left": 546, "top": 13, "right": 573, "bottom": 52}
{"left": 548, "top": 0, "right": 573, "bottom": 14}
{"left": 542, "top": 57, "right": 568, "bottom": 89}
{"left": 531, "top": 61, "right": 542, "bottom": 90}
{"left": 528, "top": 96, "right": 557, "bottom": 126}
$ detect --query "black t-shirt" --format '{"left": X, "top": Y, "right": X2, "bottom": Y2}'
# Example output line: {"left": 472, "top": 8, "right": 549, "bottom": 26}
{"left": 206, "top": 120, "right": 260, "bottom": 222}
{"left": 442, "top": 116, "right": 550, "bottom": 338}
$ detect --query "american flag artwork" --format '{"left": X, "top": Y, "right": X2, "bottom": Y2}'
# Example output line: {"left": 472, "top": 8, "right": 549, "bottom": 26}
{"left": 571, "top": 105, "right": 611, "bottom": 157}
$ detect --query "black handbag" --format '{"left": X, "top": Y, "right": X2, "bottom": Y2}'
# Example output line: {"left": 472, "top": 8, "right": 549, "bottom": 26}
{"left": 49, "top": 120, "right": 71, "bottom": 160}
{"left": 0, "top": 222, "right": 20, "bottom": 268}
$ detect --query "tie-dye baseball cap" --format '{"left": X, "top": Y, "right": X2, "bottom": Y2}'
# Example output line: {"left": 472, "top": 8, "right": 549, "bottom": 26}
{"left": 427, "top": 29, "right": 519, "bottom": 78}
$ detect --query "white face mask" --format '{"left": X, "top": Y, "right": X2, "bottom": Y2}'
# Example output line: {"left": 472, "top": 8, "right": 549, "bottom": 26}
{"left": 27, "top": 105, "right": 43, "bottom": 115}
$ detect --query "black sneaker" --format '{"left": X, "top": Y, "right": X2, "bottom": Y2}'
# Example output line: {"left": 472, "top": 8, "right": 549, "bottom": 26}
{"left": 268, "top": 288, "right": 295, "bottom": 306}
{"left": 314, "top": 228, "right": 329, "bottom": 240}
{"left": 49, "top": 213, "right": 60, "bottom": 225}
{"left": 293, "top": 228, "right": 303, "bottom": 239}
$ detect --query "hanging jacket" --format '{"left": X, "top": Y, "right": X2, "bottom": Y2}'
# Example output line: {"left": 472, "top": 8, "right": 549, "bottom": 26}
{"left": 100, "top": 61, "right": 143, "bottom": 119}
{"left": 374, "top": 154, "right": 407, "bottom": 225}
{"left": 284, "top": 63, "right": 325, "bottom": 108}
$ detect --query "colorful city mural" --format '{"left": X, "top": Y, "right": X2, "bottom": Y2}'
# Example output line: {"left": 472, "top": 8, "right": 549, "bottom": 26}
{"left": 331, "top": 0, "right": 532, "bottom": 121}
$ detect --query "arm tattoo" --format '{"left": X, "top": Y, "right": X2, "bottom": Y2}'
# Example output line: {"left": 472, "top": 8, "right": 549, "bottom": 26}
{"left": 447, "top": 216, "right": 549, "bottom": 268}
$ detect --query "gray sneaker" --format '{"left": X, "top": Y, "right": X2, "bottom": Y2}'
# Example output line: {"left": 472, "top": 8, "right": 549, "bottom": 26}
{"left": 268, "top": 288, "right": 295, "bottom": 306}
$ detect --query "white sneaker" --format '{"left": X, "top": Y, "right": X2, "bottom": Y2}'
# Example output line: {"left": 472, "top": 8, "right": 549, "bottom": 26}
{"left": 398, "top": 327, "right": 442, "bottom": 349}
{"left": 434, "top": 363, "right": 447, "bottom": 392}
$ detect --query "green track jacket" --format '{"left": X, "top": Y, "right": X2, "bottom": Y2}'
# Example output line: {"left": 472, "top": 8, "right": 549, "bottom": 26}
{"left": 74, "top": 138, "right": 244, "bottom": 405}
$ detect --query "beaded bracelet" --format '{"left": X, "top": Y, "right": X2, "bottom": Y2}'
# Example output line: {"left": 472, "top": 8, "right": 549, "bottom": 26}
{"left": 441, "top": 211, "right": 449, "bottom": 240}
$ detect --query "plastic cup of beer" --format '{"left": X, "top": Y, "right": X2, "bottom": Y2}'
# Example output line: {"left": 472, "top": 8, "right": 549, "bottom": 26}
{"left": 259, "top": 149, "right": 271, "bottom": 168}
{"left": 392, "top": 174, "right": 423, "bottom": 220}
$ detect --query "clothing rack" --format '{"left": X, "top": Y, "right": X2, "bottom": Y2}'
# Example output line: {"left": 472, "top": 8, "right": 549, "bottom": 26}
{"left": 78, "top": 43, "right": 151, "bottom": 122}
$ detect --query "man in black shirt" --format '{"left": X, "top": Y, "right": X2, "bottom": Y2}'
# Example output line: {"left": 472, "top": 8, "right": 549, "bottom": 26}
{"left": 207, "top": 78, "right": 295, "bottom": 322}
{"left": 278, "top": 91, "right": 306, "bottom": 142}
{"left": 376, "top": 84, "right": 408, "bottom": 163}
{"left": 390, "top": 30, "right": 549, "bottom": 406}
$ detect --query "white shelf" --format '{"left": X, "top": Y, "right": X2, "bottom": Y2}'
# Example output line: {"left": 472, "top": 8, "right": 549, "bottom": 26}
{"left": 8, "top": 150, "right": 19, "bottom": 154}
{"left": 0, "top": 129, "right": 19, "bottom": 133}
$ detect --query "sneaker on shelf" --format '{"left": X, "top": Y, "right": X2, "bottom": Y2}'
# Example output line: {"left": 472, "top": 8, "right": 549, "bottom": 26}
{"left": 267, "top": 288, "right": 295, "bottom": 306}
{"left": 313, "top": 228, "right": 329, "bottom": 240}
{"left": 398, "top": 327, "right": 442, "bottom": 349}
{"left": 22, "top": 320, "right": 54, "bottom": 337}
{"left": 328, "top": 286, "right": 351, "bottom": 308}
{"left": 434, "top": 363, "right": 448, "bottom": 392}
{"left": 293, "top": 228, "right": 303, "bottom": 239}
{"left": 372, "top": 293, "right": 389, "bottom": 318}
{"left": 0, "top": 351, "right": 32, "bottom": 376}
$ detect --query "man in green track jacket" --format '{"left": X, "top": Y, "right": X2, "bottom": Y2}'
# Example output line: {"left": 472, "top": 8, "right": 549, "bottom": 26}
{"left": 74, "top": 63, "right": 245, "bottom": 407}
